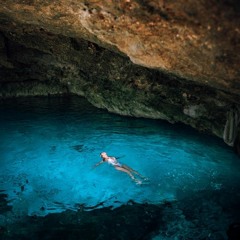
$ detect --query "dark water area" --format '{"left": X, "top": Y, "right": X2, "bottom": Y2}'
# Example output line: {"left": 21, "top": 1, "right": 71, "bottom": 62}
{"left": 0, "top": 96, "right": 240, "bottom": 240}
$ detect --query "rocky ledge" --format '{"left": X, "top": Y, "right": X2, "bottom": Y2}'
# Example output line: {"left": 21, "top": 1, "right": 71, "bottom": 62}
{"left": 0, "top": 0, "right": 239, "bottom": 153}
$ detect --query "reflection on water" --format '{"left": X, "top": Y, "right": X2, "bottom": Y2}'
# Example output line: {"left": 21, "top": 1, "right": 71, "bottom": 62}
{"left": 0, "top": 97, "right": 240, "bottom": 225}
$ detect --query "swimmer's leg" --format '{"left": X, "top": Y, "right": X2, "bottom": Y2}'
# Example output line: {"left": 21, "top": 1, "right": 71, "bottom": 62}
{"left": 122, "top": 164, "right": 148, "bottom": 180}
{"left": 115, "top": 166, "right": 141, "bottom": 184}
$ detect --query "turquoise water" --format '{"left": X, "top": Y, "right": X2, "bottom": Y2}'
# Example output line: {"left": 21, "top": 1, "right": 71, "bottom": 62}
{"left": 0, "top": 96, "right": 240, "bottom": 223}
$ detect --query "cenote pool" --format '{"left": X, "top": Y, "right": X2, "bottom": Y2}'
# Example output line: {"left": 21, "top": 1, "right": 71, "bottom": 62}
{"left": 0, "top": 96, "right": 240, "bottom": 239}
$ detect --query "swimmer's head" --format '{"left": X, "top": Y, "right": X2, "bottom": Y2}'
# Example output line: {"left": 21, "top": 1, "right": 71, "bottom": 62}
{"left": 100, "top": 152, "right": 107, "bottom": 158}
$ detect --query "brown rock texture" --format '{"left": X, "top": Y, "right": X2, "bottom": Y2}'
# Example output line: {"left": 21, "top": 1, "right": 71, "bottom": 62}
{"left": 0, "top": 0, "right": 239, "bottom": 148}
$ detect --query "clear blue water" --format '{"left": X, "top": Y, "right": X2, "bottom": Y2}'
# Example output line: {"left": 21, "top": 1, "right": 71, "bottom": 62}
{"left": 0, "top": 96, "right": 240, "bottom": 222}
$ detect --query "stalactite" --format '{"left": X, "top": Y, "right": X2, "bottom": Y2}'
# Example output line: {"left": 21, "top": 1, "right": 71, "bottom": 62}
{"left": 223, "top": 107, "right": 240, "bottom": 146}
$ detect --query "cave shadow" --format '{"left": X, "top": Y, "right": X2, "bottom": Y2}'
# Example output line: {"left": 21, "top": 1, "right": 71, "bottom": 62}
{"left": 1, "top": 186, "right": 240, "bottom": 240}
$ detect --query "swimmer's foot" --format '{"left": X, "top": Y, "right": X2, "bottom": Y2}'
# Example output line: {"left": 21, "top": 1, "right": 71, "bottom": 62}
{"left": 138, "top": 176, "right": 149, "bottom": 181}
{"left": 134, "top": 179, "right": 142, "bottom": 185}
{"left": 137, "top": 174, "right": 149, "bottom": 181}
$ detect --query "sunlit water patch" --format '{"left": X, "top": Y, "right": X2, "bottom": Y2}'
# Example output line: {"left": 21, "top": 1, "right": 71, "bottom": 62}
{"left": 0, "top": 97, "right": 240, "bottom": 219}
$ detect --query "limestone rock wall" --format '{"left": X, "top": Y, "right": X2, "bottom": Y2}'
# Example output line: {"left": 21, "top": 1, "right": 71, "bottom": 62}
{"left": 0, "top": 0, "right": 240, "bottom": 151}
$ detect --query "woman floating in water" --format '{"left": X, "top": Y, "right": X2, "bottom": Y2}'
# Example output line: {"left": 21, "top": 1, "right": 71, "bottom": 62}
{"left": 94, "top": 152, "right": 147, "bottom": 184}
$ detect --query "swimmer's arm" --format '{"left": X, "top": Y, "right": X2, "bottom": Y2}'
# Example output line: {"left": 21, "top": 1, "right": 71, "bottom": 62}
{"left": 93, "top": 160, "right": 104, "bottom": 168}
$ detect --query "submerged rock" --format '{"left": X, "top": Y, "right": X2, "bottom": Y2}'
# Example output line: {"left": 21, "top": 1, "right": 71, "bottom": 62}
{"left": 1, "top": 188, "right": 240, "bottom": 240}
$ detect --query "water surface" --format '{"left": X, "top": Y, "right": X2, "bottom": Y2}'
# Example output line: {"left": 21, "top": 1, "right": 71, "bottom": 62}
{"left": 0, "top": 96, "right": 239, "bottom": 224}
